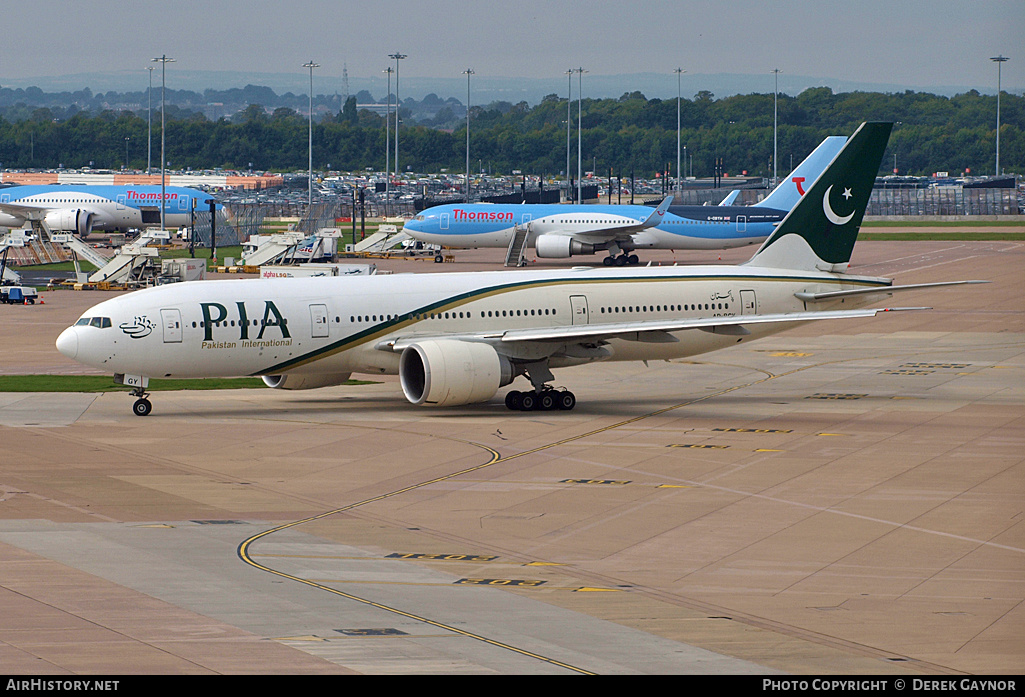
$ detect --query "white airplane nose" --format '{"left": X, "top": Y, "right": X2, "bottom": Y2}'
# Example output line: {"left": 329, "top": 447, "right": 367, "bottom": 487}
{"left": 56, "top": 327, "right": 79, "bottom": 359}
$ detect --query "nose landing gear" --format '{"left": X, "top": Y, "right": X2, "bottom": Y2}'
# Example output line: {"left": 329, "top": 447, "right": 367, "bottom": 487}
{"left": 130, "top": 386, "right": 152, "bottom": 416}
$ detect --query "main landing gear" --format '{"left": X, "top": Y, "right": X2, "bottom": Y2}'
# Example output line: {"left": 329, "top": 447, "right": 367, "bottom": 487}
{"left": 603, "top": 253, "right": 639, "bottom": 266}
{"left": 130, "top": 385, "right": 152, "bottom": 416}
{"left": 505, "top": 388, "right": 576, "bottom": 411}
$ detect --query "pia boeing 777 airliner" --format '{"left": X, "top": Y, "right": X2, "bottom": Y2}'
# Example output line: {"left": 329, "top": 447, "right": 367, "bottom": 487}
{"left": 0, "top": 185, "right": 214, "bottom": 235}
{"left": 55, "top": 123, "right": 982, "bottom": 416}
{"left": 403, "top": 135, "right": 847, "bottom": 265}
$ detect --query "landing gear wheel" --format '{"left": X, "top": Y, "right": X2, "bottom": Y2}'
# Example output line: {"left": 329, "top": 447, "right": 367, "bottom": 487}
{"left": 603, "top": 256, "right": 614, "bottom": 267}
{"left": 537, "top": 391, "right": 556, "bottom": 410}
{"left": 505, "top": 391, "right": 522, "bottom": 410}
{"left": 614, "top": 255, "right": 627, "bottom": 266}
{"left": 556, "top": 391, "right": 576, "bottom": 410}
{"left": 518, "top": 392, "right": 537, "bottom": 411}
{"left": 132, "top": 398, "right": 153, "bottom": 417}
{"left": 628, "top": 254, "right": 639, "bottom": 265}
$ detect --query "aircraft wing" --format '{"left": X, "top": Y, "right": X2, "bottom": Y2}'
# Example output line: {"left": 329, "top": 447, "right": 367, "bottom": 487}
{"left": 0, "top": 201, "right": 50, "bottom": 220}
{"left": 536, "top": 194, "right": 673, "bottom": 243}
{"left": 377, "top": 306, "right": 922, "bottom": 353}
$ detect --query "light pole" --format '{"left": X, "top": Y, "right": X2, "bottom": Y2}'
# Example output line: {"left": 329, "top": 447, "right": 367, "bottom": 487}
{"left": 463, "top": 68, "right": 474, "bottom": 202}
{"left": 565, "top": 69, "right": 572, "bottom": 199}
{"left": 303, "top": 60, "right": 319, "bottom": 215}
{"left": 674, "top": 67, "right": 685, "bottom": 194}
{"left": 771, "top": 68, "right": 781, "bottom": 187}
{"left": 990, "top": 55, "right": 1009, "bottom": 176}
{"left": 389, "top": 52, "right": 406, "bottom": 183}
{"left": 382, "top": 66, "right": 393, "bottom": 195}
{"left": 151, "top": 54, "right": 174, "bottom": 230}
{"left": 574, "top": 67, "right": 586, "bottom": 203}
{"left": 124, "top": 137, "right": 130, "bottom": 170}
{"left": 147, "top": 66, "right": 154, "bottom": 175}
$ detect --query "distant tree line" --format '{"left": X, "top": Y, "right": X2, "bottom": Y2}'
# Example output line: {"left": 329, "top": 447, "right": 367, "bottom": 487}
{"left": 0, "top": 87, "right": 1020, "bottom": 179}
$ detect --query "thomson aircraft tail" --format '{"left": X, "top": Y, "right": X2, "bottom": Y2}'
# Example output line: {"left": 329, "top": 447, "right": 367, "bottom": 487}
{"left": 747, "top": 122, "right": 892, "bottom": 273}
{"left": 753, "top": 135, "right": 848, "bottom": 211}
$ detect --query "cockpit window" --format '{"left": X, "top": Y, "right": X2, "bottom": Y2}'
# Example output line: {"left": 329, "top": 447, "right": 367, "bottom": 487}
{"left": 78, "top": 317, "right": 112, "bottom": 328}
{"left": 75, "top": 318, "right": 91, "bottom": 326}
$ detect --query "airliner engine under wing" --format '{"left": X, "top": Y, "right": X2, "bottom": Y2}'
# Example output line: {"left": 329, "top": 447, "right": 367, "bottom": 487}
{"left": 0, "top": 185, "right": 214, "bottom": 236}
{"left": 56, "top": 122, "right": 984, "bottom": 416}
{"left": 402, "top": 135, "right": 846, "bottom": 265}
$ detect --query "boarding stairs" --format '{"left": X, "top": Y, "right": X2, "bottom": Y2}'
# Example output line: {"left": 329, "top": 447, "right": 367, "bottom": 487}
{"left": 352, "top": 231, "right": 389, "bottom": 253}
{"left": 504, "top": 222, "right": 531, "bottom": 267}
{"left": 0, "top": 228, "right": 68, "bottom": 265}
{"left": 241, "top": 232, "right": 305, "bottom": 266}
{"left": 54, "top": 234, "right": 115, "bottom": 271}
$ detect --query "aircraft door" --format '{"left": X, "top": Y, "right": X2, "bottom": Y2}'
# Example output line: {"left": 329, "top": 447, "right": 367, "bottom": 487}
{"left": 160, "top": 309, "right": 182, "bottom": 343}
{"left": 740, "top": 290, "right": 757, "bottom": 315}
{"left": 569, "top": 295, "right": 588, "bottom": 325}
{"left": 310, "top": 304, "right": 329, "bottom": 338}
{"left": 440, "top": 213, "right": 449, "bottom": 230}
{"left": 736, "top": 215, "right": 747, "bottom": 233}
{"left": 1, "top": 193, "right": 10, "bottom": 204}
{"left": 116, "top": 195, "right": 126, "bottom": 210}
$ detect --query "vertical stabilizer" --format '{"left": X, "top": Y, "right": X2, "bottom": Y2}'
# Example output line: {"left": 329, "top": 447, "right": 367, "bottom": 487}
{"left": 745, "top": 122, "right": 892, "bottom": 272}
{"left": 753, "top": 135, "right": 847, "bottom": 210}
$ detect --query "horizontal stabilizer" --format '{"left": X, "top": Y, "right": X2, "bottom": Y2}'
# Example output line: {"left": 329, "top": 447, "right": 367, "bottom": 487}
{"left": 795, "top": 280, "right": 989, "bottom": 302}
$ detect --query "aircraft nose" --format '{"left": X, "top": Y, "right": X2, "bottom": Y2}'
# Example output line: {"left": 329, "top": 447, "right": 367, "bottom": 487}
{"left": 56, "top": 327, "right": 79, "bottom": 360}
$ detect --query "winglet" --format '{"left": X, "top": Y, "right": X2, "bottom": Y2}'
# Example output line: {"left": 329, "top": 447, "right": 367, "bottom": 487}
{"left": 718, "top": 190, "right": 741, "bottom": 206}
{"left": 640, "top": 195, "right": 673, "bottom": 228}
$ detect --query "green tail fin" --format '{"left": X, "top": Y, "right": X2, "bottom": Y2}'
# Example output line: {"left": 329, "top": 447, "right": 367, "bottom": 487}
{"left": 746, "top": 121, "right": 892, "bottom": 272}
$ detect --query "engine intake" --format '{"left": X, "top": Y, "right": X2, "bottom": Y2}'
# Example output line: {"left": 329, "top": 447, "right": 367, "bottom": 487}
{"left": 399, "top": 339, "right": 513, "bottom": 406}
{"left": 535, "top": 235, "right": 596, "bottom": 258}
{"left": 262, "top": 372, "right": 352, "bottom": 390}
{"left": 44, "top": 208, "right": 95, "bottom": 236}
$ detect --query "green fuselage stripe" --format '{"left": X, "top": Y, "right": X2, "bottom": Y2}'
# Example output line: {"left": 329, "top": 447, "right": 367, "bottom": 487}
{"left": 253, "top": 272, "right": 888, "bottom": 375}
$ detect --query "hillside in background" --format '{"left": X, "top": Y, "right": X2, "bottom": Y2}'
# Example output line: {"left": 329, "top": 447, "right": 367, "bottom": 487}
{"left": 0, "top": 84, "right": 1020, "bottom": 178}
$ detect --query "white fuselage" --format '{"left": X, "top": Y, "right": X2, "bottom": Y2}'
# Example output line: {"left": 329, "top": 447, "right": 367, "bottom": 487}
{"left": 57, "top": 264, "right": 884, "bottom": 383}
{"left": 0, "top": 185, "right": 207, "bottom": 233}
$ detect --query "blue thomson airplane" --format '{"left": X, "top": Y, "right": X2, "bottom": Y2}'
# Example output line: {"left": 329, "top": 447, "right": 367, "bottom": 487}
{"left": 404, "top": 135, "right": 847, "bottom": 266}
{"left": 0, "top": 185, "right": 216, "bottom": 236}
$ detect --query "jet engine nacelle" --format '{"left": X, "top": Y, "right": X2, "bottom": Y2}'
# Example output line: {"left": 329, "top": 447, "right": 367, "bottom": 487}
{"left": 44, "top": 208, "right": 95, "bottom": 236}
{"left": 535, "top": 235, "right": 596, "bottom": 259}
{"left": 262, "top": 372, "right": 352, "bottom": 390}
{"left": 399, "top": 339, "right": 514, "bottom": 406}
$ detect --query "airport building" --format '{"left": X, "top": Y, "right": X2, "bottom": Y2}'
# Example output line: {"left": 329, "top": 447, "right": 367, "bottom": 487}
{"left": 0, "top": 171, "right": 283, "bottom": 190}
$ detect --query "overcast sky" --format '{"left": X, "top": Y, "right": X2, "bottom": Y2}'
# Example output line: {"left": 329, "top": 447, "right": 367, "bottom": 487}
{"left": 1, "top": 0, "right": 1020, "bottom": 96}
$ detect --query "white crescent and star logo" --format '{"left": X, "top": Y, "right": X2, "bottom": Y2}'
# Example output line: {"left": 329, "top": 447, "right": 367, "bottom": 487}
{"left": 822, "top": 185, "right": 855, "bottom": 225}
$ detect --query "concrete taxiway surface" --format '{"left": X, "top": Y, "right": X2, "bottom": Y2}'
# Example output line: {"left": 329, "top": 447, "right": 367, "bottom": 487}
{"left": 0, "top": 240, "right": 1022, "bottom": 674}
